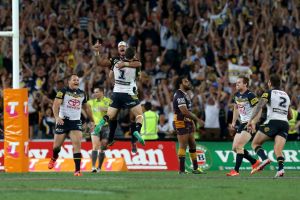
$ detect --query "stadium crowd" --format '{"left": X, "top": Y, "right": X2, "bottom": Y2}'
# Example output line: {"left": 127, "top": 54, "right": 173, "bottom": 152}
{"left": 1, "top": 0, "right": 300, "bottom": 141}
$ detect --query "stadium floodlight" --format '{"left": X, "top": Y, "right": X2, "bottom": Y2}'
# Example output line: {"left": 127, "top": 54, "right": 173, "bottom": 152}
{"left": 0, "top": 0, "right": 19, "bottom": 89}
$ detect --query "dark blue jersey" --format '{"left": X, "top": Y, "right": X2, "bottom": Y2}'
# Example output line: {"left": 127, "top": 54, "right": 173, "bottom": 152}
{"left": 233, "top": 90, "right": 258, "bottom": 123}
{"left": 173, "top": 89, "right": 192, "bottom": 121}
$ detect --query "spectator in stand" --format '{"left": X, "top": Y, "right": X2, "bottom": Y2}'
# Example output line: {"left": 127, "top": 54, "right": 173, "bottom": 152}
{"left": 41, "top": 107, "right": 55, "bottom": 139}
{"left": 158, "top": 113, "right": 174, "bottom": 139}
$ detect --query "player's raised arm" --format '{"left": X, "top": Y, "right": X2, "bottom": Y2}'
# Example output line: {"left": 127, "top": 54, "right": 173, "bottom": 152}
{"left": 92, "top": 40, "right": 111, "bottom": 67}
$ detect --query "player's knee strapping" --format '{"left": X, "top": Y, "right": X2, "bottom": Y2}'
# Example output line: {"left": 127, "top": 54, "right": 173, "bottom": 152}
{"left": 189, "top": 149, "right": 197, "bottom": 160}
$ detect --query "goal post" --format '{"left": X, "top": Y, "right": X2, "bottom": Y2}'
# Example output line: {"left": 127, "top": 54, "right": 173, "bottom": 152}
{"left": 1, "top": 0, "right": 29, "bottom": 173}
{"left": 0, "top": 0, "right": 20, "bottom": 88}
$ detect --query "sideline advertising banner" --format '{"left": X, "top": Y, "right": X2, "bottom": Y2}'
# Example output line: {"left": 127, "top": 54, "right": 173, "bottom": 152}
{"left": 0, "top": 141, "right": 178, "bottom": 172}
{"left": 182, "top": 141, "right": 300, "bottom": 171}
{"left": 2, "top": 140, "right": 298, "bottom": 172}
{"left": 3, "top": 89, "right": 29, "bottom": 172}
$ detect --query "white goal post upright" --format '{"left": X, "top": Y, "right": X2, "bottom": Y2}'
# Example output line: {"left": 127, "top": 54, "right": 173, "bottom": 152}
{"left": 1, "top": 1, "right": 29, "bottom": 173}
{"left": 0, "top": 0, "right": 19, "bottom": 89}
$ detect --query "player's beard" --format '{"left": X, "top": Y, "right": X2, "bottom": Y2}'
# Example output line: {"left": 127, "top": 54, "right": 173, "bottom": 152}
{"left": 184, "top": 84, "right": 192, "bottom": 91}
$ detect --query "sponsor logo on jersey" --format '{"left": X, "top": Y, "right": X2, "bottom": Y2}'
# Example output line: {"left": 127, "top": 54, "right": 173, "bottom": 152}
{"left": 67, "top": 99, "right": 81, "bottom": 110}
{"left": 273, "top": 108, "right": 288, "bottom": 115}
{"left": 68, "top": 99, "right": 80, "bottom": 107}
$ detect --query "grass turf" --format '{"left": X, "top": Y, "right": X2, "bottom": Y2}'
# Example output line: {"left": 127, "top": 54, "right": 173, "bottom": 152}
{"left": 0, "top": 171, "right": 300, "bottom": 200}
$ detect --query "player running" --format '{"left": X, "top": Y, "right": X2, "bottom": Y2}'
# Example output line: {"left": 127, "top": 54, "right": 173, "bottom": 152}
{"left": 247, "top": 74, "right": 292, "bottom": 178}
{"left": 92, "top": 43, "right": 145, "bottom": 146}
{"left": 226, "top": 76, "right": 260, "bottom": 176}
{"left": 173, "top": 76, "right": 205, "bottom": 174}
{"left": 48, "top": 74, "right": 94, "bottom": 176}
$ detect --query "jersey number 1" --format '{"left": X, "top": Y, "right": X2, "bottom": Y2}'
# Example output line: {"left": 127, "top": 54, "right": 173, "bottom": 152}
{"left": 118, "top": 69, "right": 125, "bottom": 80}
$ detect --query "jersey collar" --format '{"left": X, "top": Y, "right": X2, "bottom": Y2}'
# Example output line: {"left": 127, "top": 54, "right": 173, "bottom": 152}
{"left": 239, "top": 89, "right": 249, "bottom": 95}
{"left": 178, "top": 89, "right": 188, "bottom": 95}
{"left": 67, "top": 87, "right": 77, "bottom": 93}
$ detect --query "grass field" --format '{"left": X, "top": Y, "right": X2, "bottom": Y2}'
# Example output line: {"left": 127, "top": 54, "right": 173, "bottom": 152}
{"left": 0, "top": 171, "right": 300, "bottom": 200}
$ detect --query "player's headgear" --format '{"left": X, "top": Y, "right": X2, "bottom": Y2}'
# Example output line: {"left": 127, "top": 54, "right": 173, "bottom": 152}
{"left": 118, "top": 41, "right": 128, "bottom": 48}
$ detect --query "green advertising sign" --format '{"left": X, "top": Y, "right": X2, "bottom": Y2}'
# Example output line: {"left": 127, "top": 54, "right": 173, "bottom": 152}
{"left": 178, "top": 141, "right": 300, "bottom": 171}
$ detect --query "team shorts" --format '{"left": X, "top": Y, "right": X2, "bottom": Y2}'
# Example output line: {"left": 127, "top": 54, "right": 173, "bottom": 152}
{"left": 236, "top": 122, "right": 259, "bottom": 134}
{"left": 55, "top": 119, "right": 82, "bottom": 134}
{"left": 91, "top": 125, "right": 109, "bottom": 140}
{"left": 259, "top": 120, "right": 289, "bottom": 139}
{"left": 173, "top": 121, "right": 194, "bottom": 135}
{"left": 110, "top": 92, "right": 140, "bottom": 109}
{"left": 236, "top": 123, "right": 248, "bottom": 133}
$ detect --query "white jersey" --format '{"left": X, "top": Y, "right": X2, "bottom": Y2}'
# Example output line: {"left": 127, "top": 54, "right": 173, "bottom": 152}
{"left": 110, "top": 57, "right": 139, "bottom": 95}
{"left": 234, "top": 90, "right": 258, "bottom": 123}
{"left": 262, "top": 89, "right": 290, "bottom": 123}
{"left": 56, "top": 87, "right": 87, "bottom": 120}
